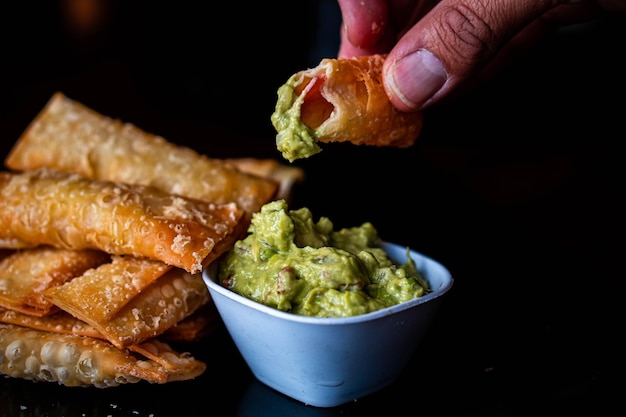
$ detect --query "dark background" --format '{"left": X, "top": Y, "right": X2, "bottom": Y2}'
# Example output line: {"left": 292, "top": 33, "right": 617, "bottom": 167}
{"left": 1, "top": 1, "right": 624, "bottom": 416}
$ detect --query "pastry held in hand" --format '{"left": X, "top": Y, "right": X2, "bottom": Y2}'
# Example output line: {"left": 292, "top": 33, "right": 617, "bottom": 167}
{"left": 271, "top": 54, "right": 423, "bottom": 162}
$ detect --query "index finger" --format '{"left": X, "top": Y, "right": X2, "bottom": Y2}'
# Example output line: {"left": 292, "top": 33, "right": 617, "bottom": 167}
{"left": 337, "top": 0, "right": 426, "bottom": 58}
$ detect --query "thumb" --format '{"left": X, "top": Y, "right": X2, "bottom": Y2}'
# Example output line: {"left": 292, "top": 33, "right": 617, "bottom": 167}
{"left": 383, "top": 0, "right": 557, "bottom": 111}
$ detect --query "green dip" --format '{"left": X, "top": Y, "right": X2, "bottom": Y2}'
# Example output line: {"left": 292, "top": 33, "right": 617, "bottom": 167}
{"left": 217, "top": 200, "right": 429, "bottom": 317}
{"left": 270, "top": 77, "right": 322, "bottom": 163}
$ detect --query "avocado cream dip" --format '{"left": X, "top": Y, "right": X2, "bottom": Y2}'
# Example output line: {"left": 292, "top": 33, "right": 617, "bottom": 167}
{"left": 217, "top": 200, "right": 430, "bottom": 318}
{"left": 271, "top": 77, "right": 321, "bottom": 162}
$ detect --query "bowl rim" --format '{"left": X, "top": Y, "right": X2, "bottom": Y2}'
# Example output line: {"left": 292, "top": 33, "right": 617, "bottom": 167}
{"left": 202, "top": 241, "right": 453, "bottom": 326}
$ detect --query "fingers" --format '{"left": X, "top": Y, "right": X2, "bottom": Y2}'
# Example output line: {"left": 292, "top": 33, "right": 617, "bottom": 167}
{"left": 336, "top": 0, "right": 620, "bottom": 112}
{"left": 338, "top": 24, "right": 390, "bottom": 58}
{"left": 382, "top": 0, "right": 559, "bottom": 111}
{"left": 337, "top": 0, "right": 389, "bottom": 52}
{"left": 337, "top": 0, "right": 426, "bottom": 58}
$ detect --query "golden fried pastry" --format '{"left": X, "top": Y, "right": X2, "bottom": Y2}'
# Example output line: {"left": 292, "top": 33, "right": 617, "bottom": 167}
{"left": 0, "top": 247, "right": 110, "bottom": 317}
{"left": 4, "top": 92, "right": 279, "bottom": 219}
{"left": 0, "top": 323, "right": 206, "bottom": 387}
{"left": 127, "top": 338, "right": 206, "bottom": 378}
{"left": 42, "top": 255, "right": 172, "bottom": 324}
{"left": 0, "top": 93, "right": 298, "bottom": 388}
{"left": 226, "top": 157, "right": 304, "bottom": 202}
{"left": 271, "top": 54, "right": 423, "bottom": 162}
{"left": 45, "top": 265, "right": 210, "bottom": 348}
{"left": 0, "top": 307, "right": 103, "bottom": 339}
{"left": 0, "top": 169, "right": 245, "bottom": 274}
{"left": 161, "top": 302, "right": 222, "bottom": 342}
{"left": 0, "top": 302, "right": 220, "bottom": 345}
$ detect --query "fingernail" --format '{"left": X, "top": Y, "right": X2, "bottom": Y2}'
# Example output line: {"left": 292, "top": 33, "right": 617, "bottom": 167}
{"left": 386, "top": 49, "right": 447, "bottom": 109}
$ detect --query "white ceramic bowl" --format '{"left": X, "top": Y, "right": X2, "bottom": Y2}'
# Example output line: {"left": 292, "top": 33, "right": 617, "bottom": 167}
{"left": 202, "top": 242, "right": 453, "bottom": 408}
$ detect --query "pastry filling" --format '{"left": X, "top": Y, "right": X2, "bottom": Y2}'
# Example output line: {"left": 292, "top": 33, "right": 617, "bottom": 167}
{"left": 296, "top": 76, "right": 333, "bottom": 130}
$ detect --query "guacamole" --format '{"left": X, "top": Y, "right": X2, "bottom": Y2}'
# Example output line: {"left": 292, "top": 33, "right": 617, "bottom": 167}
{"left": 217, "top": 200, "right": 429, "bottom": 317}
{"left": 270, "top": 78, "right": 322, "bottom": 163}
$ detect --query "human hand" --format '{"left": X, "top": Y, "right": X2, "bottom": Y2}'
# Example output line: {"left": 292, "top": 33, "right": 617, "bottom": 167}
{"left": 337, "top": 0, "right": 625, "bottom": 111}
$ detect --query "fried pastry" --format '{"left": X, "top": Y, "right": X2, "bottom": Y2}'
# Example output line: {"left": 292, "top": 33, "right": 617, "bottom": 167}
{"left": 0, "top": 169, "right": 245, "bottom": 274}
{"left": 226, "top": 157, "right": 304, "bottom": 202}
{"left": 4, "top": 92, "right": 279, "bottom": 219}
{"left": 0, "top": 302, "right": 220, "bottom": 345}
{"left": 161, "top": 302, "right": 222, "bottom": 342}
{"left": 42, "top": 255, "right": 172, "bottom": 324}
{"left": 45, "top": 265, "right": 210, "bottom": 348}
{"left": 0, "top": 323, "right": 206, "bottom": 387}
{"left": 0, "top": 307, "right": 103, "bottom": 339}
{"left": 271, "top": 54, "right": 423, "bottom": 161}
{"left": 0, "top": 247, "right": 110, "bottom": 317}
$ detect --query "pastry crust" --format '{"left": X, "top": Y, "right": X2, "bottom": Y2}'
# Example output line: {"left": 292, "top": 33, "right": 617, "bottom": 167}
{"left": 0, "top": 304, "right": 220, "bottom": 344}
{"left": 271, "top": 54, "right": 423, "bottom": 161}
{"left": 0, "top": 307, "right": 103, "bottom": 339}
{"left": 0, "top": 323, "right": 206, "bottom": 386}
{"left": 0, "top": 93, "right": 292, "bottom": 388}
{"left": 43, "top": 255, "right": 172, "bottom": 324}
{"left": 226, "top": 157, "right": 304, "bottom": 202}
{"left": 0, "top": 247, "right": 110, "bottom": 317}
{"left": 46, "top": 264, "right": 210, "bottom": 348}
{"left": 161, "top": 302, "right": 221, "bottom": 342}
{"left": 5, "top": 92, "right": 279, "bottom": 220}
{"left": 0, "top": 169, "right": 244, "bottom": 274}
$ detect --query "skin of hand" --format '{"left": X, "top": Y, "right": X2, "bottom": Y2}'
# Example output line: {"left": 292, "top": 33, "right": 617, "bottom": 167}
{"left": 337, "top": 0, "right": 626, "bottom": 112}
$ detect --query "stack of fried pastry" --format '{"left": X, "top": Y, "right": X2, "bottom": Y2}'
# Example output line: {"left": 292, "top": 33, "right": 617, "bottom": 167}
{"left": 0, "top": 92, "right": 303, "bottom": 387}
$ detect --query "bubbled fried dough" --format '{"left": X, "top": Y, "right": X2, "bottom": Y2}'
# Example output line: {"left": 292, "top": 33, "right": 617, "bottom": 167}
{"left": 0, "top": 169, "right": 244, "bottom": 274}
{"left": 0, "top": 323, "right": 206, "bottom": 387}
{"left": 0, "top": 303, "right": 220, "bottom": 345}
{"left": 0, "top": 247, "right": 110, "bottom": 317}
{"left": 4, "top": 92, "right": 279, "bottom": 219}
{"left": 43, "top": 255, "right": 172, "bottom": 324}
{"left": 0, "top": 307, "right": 103, "bottom": 339}
{"left": 45, "top": 265, "right": 210, "bottom": 348}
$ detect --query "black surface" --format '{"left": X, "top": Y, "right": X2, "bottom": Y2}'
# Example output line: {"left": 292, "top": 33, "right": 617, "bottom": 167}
{"left": 1, "top": 2, "right": 623, "bottom": 416}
